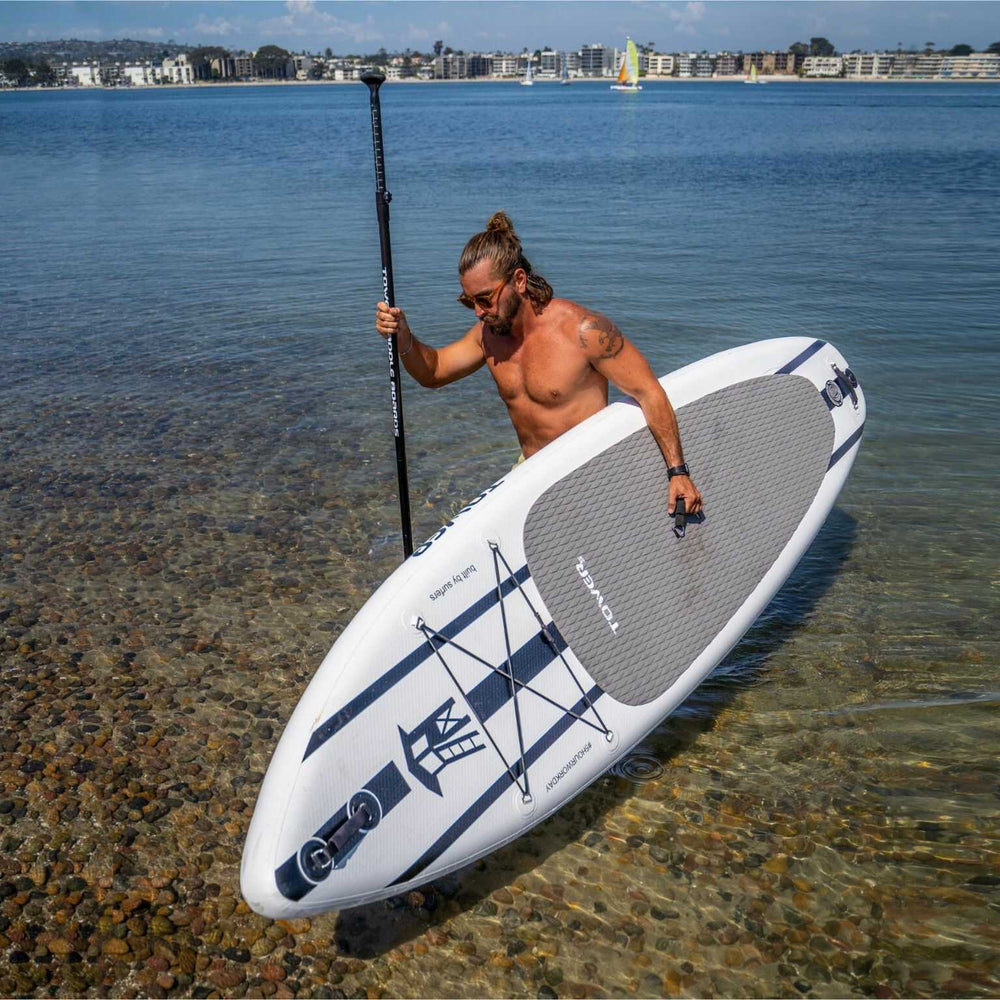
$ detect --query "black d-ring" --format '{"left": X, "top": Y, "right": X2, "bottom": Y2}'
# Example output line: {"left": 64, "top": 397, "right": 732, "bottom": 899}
{"left": 297, "top": 836, "right": 334, "bottom": 884}
{"left": 349, "top": 789, "right": 382, "bottom": 831}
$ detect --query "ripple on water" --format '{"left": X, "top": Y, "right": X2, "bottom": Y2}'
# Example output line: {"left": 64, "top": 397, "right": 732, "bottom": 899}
{"left": 608, "top": 744, "right": 666, "bottom": 783}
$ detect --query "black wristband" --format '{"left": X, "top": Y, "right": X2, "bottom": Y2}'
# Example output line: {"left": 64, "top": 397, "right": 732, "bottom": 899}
{"left": 667, "top": 463, "right": 690, "bottom": 479}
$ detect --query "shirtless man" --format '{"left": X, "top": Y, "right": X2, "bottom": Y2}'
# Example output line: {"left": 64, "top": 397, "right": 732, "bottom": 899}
{"left": 375, "top": 211, "right": 702, "bottom": 517}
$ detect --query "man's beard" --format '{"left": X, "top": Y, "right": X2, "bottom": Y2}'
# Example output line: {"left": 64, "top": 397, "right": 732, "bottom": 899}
{"left": 483, "top": 290, "right": 521, "bottom": 337}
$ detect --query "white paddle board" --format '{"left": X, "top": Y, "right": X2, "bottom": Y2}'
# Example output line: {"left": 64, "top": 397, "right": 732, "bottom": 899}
{"left": 241, "top": 336, "right": 866, "bottom": 917}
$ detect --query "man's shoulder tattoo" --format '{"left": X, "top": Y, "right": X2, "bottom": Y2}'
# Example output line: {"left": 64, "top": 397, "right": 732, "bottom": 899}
{"left": 579, "top": 313, "right": 625, "bottom": 359}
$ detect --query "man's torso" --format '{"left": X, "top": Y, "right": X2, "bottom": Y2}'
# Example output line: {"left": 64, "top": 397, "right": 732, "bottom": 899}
{"left": 481, "top": 298, "right": 609, "bottom": 457}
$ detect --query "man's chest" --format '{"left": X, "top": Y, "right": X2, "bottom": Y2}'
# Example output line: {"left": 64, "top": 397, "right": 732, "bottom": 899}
{"left": 485, "top": 336, "right": 595, "bottom": 406}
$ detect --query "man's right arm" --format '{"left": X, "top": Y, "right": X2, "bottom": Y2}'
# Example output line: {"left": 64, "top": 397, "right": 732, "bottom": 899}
{"left": 375, "top": 302, "right": 485, "bottom": 388}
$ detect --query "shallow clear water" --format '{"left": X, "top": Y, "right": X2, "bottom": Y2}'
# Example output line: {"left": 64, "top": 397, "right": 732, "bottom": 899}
{"left": 1, "top": 82, "right": 998, "bottom": 998}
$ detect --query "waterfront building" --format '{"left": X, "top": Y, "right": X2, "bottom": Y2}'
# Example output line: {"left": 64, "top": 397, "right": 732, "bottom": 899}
{"left": 714, "top": 53, "right": 739, "bottom": 76}
{"left": 676, "top": 53, "right": 695, "bottom": 77}
{"left": 802, "top": 56, "right": 844, "bottom": 77}
{"left": 580, "top": 43, "right": 606, "bottom": 77}
{"left": 467, "top": 53, "right": 492, "bottom": 78}
{"left": 491, "top": 53, "right": 519, "bottom": 77}
{"left": 539, "top": 49, "right": 560, "bottom": 77}
{"left": 564, "top": 50, "right": 582, "bottom": 74}
{"left": 646, "top": 53, "right": 675, "bottom": 76}
{"left": 773, "top": 51, "right": 802, "bottom": 74}
{"left": 70, "top": 63, "right": 100, "bottom": 86}
{"left": 843, "top": 52, "right": 895, "bottom": 78}
{"left": 891, "top": 53, "right": 944, "bottom": 78}
{"left": 121, "top": 62, "right": 158, "bottom": 86}
{"left": 161, "top": 54, "right": 196, "bottom": 84}
{"left": 291, "top": 55, "right": 314, "bottom": 80}
{"left": 435, "top": 53, "right": 467, "bottom": 79}
{"left": 741, "top": 51, "right": 799, "bottom": 76}
{"left": 939, "top": 52, "right": 1000, "bottom": 78}
{"left": 231, "top": 54, "right": 255, "bottom": 79}
{"left": 695, "top": 55, "right": 714, "bottom": 77}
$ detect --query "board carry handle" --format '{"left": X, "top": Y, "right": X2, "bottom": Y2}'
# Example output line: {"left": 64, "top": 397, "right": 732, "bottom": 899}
{"left": 672, "top": 497, "right": 687, "bottom": 539}
{"left": 297, "top": 800, "right": 375, "bottom": 883}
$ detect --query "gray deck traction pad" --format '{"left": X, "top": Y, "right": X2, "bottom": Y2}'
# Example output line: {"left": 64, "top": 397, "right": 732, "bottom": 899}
{"left": 523, "top": 374, "right": 834, "bottom": 706}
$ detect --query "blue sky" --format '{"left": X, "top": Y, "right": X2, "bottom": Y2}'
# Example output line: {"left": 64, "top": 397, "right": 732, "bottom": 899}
{"left": 2, "top": 1, "right": 999, "bottom": 54}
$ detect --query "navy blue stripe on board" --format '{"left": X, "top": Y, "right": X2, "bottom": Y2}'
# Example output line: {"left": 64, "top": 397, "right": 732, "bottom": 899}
{"left": 466, "top": 625, "right": 568, "bottom": 721}
{"left": 776, "top": 339, "right": 825, "bottom": 374}
{"left": 828, "top": 423, "right": 865, "bottom": 470}
{"left": 390, "top": 683, "right": 604, "bottom": 888}
{"left": 303, "top": 564, "right": 532, "bottom": 761}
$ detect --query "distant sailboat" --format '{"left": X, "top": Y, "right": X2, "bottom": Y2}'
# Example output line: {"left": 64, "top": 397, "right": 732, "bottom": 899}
{"left": 521, "top": 59, "right": 534, "bottom": 86}
{"left": 560, "top": 52, "right": 571, "bottom": 85}
{"left": 744, "top": 62, "right": 767, "bottom": 84}
{"left": 611, "top": 38, "right": 643, "bottom": 91}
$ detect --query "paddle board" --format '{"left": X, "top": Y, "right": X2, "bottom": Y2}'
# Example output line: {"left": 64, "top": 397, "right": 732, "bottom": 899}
{"left": 241, "top": 336, "right": 865, "bottom": 917}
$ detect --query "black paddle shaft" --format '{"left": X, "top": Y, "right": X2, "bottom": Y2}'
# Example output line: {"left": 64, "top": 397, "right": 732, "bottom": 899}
{"left": 362, "top": 71, "right": 413, "bottom": 558}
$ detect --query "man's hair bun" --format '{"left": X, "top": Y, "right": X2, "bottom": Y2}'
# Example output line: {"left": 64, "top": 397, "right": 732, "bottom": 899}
{"left": 485, "top": 211, "right": 517, "bottom": 237}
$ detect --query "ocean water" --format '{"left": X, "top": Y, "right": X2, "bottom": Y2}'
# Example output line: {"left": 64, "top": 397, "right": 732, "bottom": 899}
{"left": 1, "top": 82, "right": 998, "bottom": 998}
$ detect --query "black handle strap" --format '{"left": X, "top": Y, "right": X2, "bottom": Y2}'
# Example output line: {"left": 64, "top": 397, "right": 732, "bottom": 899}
{"left": 672, "top": 497, "right": 687, "bottom": 539}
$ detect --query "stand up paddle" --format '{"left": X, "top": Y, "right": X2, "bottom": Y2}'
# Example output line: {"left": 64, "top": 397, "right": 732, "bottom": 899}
{"left": 362, "top": 71, "right": 413, "bottom": 558}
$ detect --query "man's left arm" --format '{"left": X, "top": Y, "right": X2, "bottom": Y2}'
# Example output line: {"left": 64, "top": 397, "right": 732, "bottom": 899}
{"left": 579, "top": 312, "right": 702, "bottom": 516}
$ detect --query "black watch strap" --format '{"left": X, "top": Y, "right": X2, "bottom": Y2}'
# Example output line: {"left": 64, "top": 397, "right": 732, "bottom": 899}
{"left": 667, "top": 463, "right": 690, "bottom": 479}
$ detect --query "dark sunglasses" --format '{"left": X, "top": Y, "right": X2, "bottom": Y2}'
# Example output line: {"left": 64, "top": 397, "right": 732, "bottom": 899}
{"left": 457, "top": 275, "right": 510, "bottom": 311}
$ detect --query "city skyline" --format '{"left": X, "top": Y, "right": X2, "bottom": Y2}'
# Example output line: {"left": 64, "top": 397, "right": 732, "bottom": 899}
{"left": 2, "top": 1, "right": 1000, "bottom": 55}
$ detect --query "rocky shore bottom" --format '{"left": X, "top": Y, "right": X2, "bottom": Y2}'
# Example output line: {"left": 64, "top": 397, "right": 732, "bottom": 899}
{"left": 2, "top": 405, "right": 997, "bottom": 998}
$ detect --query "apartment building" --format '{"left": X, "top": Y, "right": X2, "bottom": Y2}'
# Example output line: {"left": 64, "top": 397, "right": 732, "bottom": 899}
{"left": 802, "top": 56, "right": 844, "bottom": 77}
{"left": 843, "top": 52, "right": 895, "bottom": 78}
{"left": 694, "top": 55, "right": 714, "bottom": 77}
{"left": 741, "top": 51, "right": 800, "bottom": 76}
{"left": 122, "top": 63, "right": 159, "bottom": 86}
{"left": 774, "top": 51, "right": 803, "bottom": 74}
{"left": 891, "top": 53, "right": 943, "bottom": 78}
{"left": 291, "top": 55, "right": 314, "bottom": 80}
{"left": 646, "top": 53, "right": 675, "bottom": 76}
{"left": 232, "top": 54, "right": 255, "bottom": 79}
{"left": 714, "top": 53, "right": 739, "bottom": 76}
{"left": 939, "top": 52, "right": 1000, "bottom": 78}
{"left": 539, "top": 49, "right": 560, "bottom": 76}
{"left": 70, "top": 63, "right": 100, "bottom": 86}
{"left": 161, "top": 54, "right": 196, "bottom": 84}
{"left": 580, "top": 44, "right": 607, "bottom": 76}
{"left": 466, "top": 53, "right": 493, "bottom": 78}
{"left": 435, "top": 53, "right": 467, "bottom": 79}
{"left": 491, "top": 54, "right": 519, "bottom": 77}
